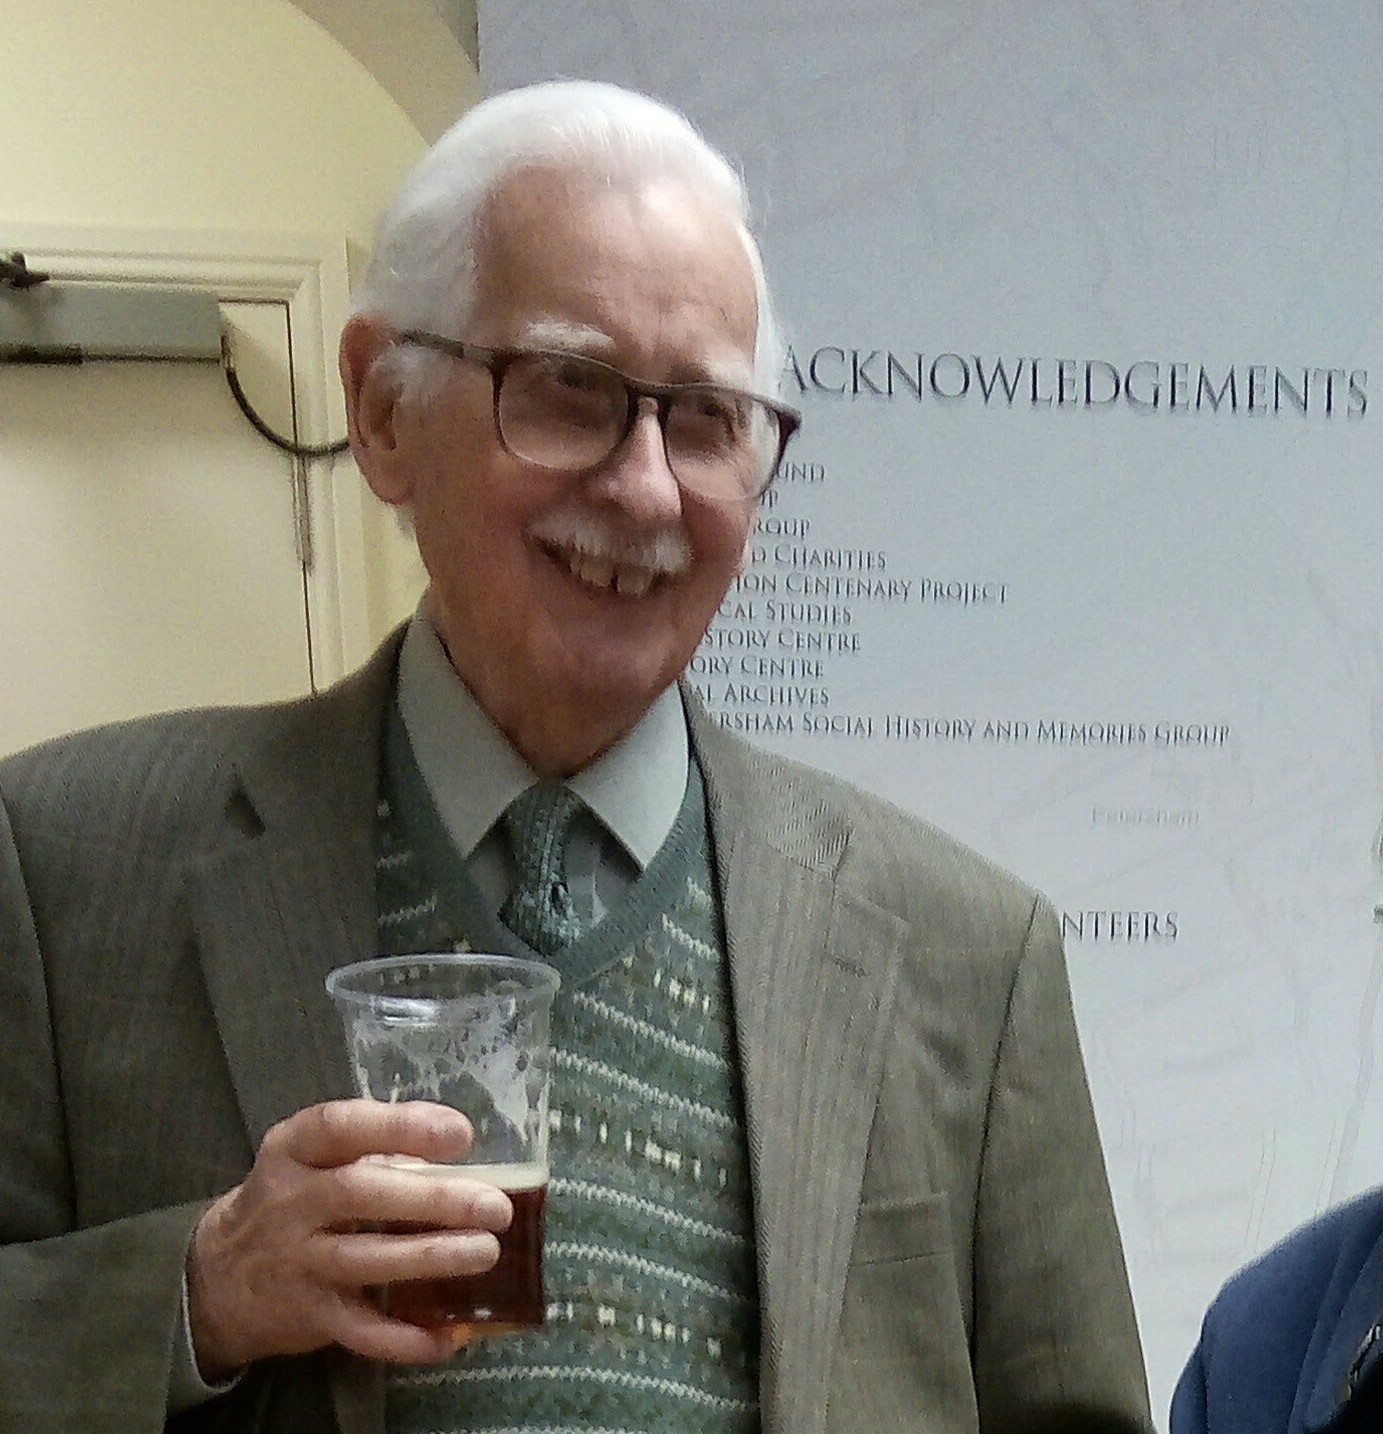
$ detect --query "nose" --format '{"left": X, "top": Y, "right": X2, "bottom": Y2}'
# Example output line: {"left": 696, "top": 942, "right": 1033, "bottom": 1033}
{"left": 587, "top": 397, "right": 683, "bottom": 520}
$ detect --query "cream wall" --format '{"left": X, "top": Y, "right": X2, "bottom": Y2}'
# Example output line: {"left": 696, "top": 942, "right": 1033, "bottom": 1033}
{"left": 1, "top": 0, "right": 475, "bottom": 644}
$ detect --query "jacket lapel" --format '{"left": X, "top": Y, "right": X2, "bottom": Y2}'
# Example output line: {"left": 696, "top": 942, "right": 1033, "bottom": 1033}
{"left": 185, "top": 639, "right": 397, "bottom": 1148}
{"left": 185, "top": 634, "right": 402, "bottom": 1434}
{"left": 185, "top": 818, "right": 371, "bottom": 1145}
{"left": 691, "top": 702, "right": 906, "bottom": 1434}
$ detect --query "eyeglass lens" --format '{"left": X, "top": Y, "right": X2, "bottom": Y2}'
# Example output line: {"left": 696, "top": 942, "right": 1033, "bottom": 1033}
{"left": 497, "top": 352, "right": 780, "bottom": 500}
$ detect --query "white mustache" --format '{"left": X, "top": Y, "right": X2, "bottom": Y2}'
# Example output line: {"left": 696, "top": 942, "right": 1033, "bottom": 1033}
{"left": 528, "top": 509, "right": 693, "bottom": 579}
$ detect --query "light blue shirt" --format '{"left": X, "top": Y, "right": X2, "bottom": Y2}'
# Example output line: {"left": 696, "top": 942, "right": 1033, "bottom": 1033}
{"left": 395, "top": 609, "right": 691, "bottom": 923}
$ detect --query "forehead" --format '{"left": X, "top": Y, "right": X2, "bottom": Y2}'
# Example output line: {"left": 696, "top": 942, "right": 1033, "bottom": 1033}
{"left": 468, "top": 163, "right": 759, "bottom": 377}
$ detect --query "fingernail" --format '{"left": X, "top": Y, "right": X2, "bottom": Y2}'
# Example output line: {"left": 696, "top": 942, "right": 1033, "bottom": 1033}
{"left": 429, "top": 1107, "right": 472, "bottom": 1143}
{"left": 474, "top": 1189, "right": 512, "bottom": 1227}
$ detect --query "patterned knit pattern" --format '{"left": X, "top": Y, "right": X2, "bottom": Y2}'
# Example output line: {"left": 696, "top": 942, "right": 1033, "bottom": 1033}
{"left": 373, "top": 724, "right": 761, "bottom": 1434}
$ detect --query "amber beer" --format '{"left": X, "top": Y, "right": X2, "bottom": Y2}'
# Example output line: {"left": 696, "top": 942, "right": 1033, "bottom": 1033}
{"left": 383, "top": 1160, "right": 549, "bottom": 1332}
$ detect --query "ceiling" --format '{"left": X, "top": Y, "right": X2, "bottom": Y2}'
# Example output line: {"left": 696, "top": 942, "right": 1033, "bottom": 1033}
{"left": 289, "top": 0, "right": 480, "bottom": 142}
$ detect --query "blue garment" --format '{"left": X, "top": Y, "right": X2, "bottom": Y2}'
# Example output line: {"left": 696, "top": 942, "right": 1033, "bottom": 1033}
{"left": 1171, "top": 1189, "right": 1383, "bottom": 1434}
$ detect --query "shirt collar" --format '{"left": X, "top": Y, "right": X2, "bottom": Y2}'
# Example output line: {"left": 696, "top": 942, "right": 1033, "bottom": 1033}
{"left": 395, "top": 608, "right": 689, "bottom": 869}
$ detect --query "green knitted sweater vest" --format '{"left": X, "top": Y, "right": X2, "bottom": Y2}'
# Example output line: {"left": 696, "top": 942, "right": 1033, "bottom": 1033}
{"left": 374, "top": 707, "right": 762, "bottom": 1433}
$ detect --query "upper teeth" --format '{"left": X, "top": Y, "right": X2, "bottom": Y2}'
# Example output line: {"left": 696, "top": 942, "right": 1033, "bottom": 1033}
{"left": 574, "top": 554, "right": 614, "bottom": 588}
{"left": 615, "top": 569, "right": 653, "bottom": 597}
{"left": 569, "top": 551, "right": 654, "bottom": 598}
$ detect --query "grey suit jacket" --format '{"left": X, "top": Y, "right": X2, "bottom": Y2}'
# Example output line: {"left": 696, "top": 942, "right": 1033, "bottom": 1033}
{"left": 0, "top": 634, "right": 1151, "bottom": 1434}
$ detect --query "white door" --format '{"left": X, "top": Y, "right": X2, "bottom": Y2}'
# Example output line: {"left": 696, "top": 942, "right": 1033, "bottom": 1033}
{"left": 1, "top": 297, "right": 318, "bottom": 757}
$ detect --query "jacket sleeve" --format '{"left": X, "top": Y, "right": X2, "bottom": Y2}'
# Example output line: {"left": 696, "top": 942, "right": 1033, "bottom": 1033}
{"left": 970, "top": 896, "right": 1154, "bottom": 1434}
{"left": 0, "top": 791, "right": 205, "bottom": 1433}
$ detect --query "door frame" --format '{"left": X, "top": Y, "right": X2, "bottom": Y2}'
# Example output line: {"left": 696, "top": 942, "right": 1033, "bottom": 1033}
{"left": 4, "top": 223, "right": 373, "bottom": 686}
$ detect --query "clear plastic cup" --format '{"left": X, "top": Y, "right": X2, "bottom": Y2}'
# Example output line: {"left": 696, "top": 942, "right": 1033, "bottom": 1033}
{"left": 325, "top": 952, "right": 560, "bottom": 1331}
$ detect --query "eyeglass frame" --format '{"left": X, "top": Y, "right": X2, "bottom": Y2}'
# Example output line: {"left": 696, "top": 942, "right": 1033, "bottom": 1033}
{"left": 396, "top": 328, "right": 802, "bottom": 502}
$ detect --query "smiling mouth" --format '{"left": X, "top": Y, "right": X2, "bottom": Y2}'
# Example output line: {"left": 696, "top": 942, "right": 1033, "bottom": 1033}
{"left": 542, "top": 540, "right": 662, "bottom": 598}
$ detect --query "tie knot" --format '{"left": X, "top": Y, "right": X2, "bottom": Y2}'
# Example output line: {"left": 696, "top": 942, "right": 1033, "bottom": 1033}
{"left": 502, "top": 781, "right": 584, "bottom": 874}
{"left": 499, "top": 782, "right": 586, "bottom": 955}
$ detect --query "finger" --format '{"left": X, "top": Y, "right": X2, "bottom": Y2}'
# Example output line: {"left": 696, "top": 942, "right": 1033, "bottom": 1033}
{"left": 319, "top": 1289, "right": 476, "bottom": 1365}
{"left": 322, "top": 1227, "right": 503, "bottom": 1288}
{"left": 268, "top": 1100, "right": 473, "bottom": 1170}
{"left": 332, "top": 1161, "right": 514, "bottom": 1233}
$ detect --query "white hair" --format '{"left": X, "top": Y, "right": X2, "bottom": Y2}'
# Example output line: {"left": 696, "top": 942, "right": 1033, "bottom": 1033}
{"left": 351, "top": 79, "right": 785, "bottom": 396}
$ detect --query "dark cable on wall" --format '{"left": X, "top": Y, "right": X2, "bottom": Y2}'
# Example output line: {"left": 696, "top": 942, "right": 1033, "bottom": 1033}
{"left": 1, "top": 253, "right": 347, "bottom": 458}
{"left": 221, "top": 334, "right": 349, "bottom": 460}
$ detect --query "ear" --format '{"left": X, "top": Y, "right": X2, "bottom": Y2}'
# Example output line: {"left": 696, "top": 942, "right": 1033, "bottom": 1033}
{"left": 338, "top": 314, "right": 415, "bottom": 506}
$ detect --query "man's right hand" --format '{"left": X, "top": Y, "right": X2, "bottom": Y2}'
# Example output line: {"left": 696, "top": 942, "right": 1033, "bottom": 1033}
{"left": 186, "top": 1099, "right": 514, "bottom": 1378}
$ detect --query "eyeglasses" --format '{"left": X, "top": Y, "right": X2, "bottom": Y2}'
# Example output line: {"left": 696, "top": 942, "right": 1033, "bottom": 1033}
{"left": 398, "top": 330, "right": 801, "bottom": 503}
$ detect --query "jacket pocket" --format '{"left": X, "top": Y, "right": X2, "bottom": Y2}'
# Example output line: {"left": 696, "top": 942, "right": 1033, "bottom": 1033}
{"left": 830, "top": 1194, "right": 977, "bottom": 1431}
{"left": 850, "top": 1192, "right": 951, "bottom": 1264}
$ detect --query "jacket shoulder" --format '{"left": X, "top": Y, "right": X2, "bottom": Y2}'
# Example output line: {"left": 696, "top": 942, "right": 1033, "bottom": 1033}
{"left": 1204, "top": 1189, "right": 1383, "bottom": 1339}
{"left": 692, "top": 707, "right": 1049, "bottom": 941}
{"left": 0, "top": 630, "right": 401, "bottom": 850}
{"left": 2, "top": 705, "right": 265, "bottom": 839}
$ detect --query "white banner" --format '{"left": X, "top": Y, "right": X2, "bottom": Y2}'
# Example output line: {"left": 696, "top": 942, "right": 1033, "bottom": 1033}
{"left": 479, "top": 4, "right": 1383, "bottom": 1419}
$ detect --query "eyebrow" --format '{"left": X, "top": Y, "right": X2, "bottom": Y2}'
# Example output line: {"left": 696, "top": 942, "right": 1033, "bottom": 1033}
{"left": 513, "top": 317, "right": 757, "bottom": 393}
{"left": 517, "top": 317, "right": 612, "bottom": 354}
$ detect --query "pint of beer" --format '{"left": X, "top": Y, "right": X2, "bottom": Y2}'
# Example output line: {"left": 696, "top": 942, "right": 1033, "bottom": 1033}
{"left": 326, "top": 953, "right": 561, "bottom": 1335}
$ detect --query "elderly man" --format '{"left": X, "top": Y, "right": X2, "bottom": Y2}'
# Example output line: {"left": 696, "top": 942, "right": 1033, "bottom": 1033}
{"left": 0, "top": 81, "right": 1151, "bottom": 1433}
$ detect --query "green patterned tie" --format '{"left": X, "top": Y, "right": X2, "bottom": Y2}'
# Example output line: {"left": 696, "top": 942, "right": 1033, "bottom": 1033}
{"left": 499, "top": 781, "right": 586, "bottom": 954}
